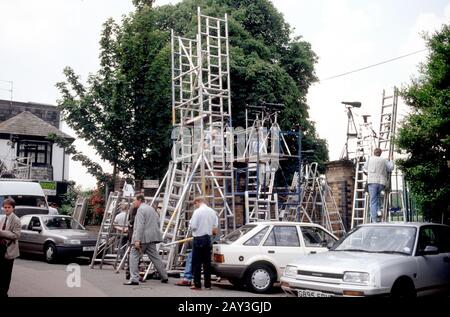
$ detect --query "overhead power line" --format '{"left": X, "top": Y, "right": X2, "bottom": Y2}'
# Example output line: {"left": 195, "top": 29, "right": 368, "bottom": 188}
{"left": 320, "top": 48, "right": 428, "bottom": 81}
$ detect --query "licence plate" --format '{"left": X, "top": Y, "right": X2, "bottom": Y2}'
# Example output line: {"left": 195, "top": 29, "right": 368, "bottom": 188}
{"left": 297, "top": 289, "right": 332, "bottom": 297}
{"left": 83, "top": 246, "right": 95, "bottom": 251}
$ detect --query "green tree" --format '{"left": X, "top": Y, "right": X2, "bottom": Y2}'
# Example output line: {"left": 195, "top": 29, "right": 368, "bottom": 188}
{"left": 56, "top": 15, "right": 172, "bottom": 181}
{"left": 56, "top": 0, "right": 328, "bottom": 184}
{"left": 397, "top": 24, "right": 450, "bottom": 224}
{"left": 59, "top": 183, "right": 85, "bottom": 216}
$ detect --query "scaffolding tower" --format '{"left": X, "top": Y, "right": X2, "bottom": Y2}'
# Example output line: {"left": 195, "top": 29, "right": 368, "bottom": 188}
{"left": 239, "top": 108, "right": 283, "bottom": 222}
{"left": 151, "top": 8, "right": 235, "bottom": 271}
{"left": 233, "top": 103, "right": 304, "bottom": 224}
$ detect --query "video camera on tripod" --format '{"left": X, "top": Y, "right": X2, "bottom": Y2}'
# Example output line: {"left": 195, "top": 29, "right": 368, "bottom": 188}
{"left": 341, "top": 101, "right": 361, "bottom": 108}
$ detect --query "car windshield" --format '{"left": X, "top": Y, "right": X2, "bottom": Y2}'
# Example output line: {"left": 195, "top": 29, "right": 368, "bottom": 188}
{"left": 3, "top": 195, "right": 47, "bottom": 208}
{"left": 221, "top": 224, "right": 256, "bottom": 244}
{"left": 42, "top": 216, "right": 85, "bottom": 230}
{"left": 332, "top": 226, "right": 416, "bottom": 255}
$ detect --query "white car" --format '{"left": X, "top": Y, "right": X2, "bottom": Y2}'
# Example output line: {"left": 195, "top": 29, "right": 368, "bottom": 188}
{"left": 212, "top": 221, "right": 338, "bottom": 293}
{"left": 281, "top": 222, "right": 450, "bottom": 297}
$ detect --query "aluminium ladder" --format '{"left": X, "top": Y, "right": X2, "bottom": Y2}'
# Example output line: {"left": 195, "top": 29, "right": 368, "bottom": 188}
{"left": 146, "top": 8, "right": 236, "bottom": 273}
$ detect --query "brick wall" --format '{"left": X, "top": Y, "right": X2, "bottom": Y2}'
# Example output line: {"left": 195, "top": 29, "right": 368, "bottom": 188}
{"left": 234, "top": 195, "right": 245, "bottom": 227}
{"left": 325, "top": 160, "right": 355, "bottom": 231}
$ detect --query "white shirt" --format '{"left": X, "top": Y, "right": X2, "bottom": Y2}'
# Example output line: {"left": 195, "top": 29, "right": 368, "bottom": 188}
{"left": 189, "top": 203, "right": 218, "bottom": 237}
{"left": 114, "top": 211, "right": 129, "bottom": 231}
{"left": 48, "top": 207, "right": 59, "bottom": 215}
{"left": 363, "top": 156, "right": 394, "bottom": 186}
{"left": 0, "top": 214, "right": 6, "bottom": 227}
{"left": 122, "top": 182, "right": 135, "bottom": 197}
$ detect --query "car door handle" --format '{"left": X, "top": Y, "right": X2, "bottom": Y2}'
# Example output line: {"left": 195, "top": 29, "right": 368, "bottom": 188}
{"left": 268, "top": 250, "right": 275, "bottom": 254}
{"left": 309, "top": 251, "right": 317, "bottom": 254}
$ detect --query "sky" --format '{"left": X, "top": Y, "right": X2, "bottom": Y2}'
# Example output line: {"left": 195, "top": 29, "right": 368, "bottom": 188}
{"left": 1, "top": 0, "right": 449, "bottom": 190}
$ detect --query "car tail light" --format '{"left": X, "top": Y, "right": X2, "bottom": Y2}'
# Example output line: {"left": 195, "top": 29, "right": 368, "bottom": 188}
{"left": 213, "top": 253, "right": 224, "bottom": 263}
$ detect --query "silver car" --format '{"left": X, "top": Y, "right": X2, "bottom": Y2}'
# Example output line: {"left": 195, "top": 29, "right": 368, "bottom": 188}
{"left": 19, "top": 214, "right": 98, "bottom": 263}
{"left": 281, "top": 222, "right": 450, "bottom": 297}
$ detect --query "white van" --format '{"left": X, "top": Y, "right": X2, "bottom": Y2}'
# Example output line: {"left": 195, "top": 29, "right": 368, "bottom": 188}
{"left": 0, "top": 180, "right": 49, "bottom": 217}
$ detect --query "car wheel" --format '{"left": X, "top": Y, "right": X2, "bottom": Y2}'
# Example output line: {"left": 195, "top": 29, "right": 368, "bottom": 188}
{"left": 390, "top": 278, "right": 416, "bottom": 298}
{"left": 245, "top": 263, "right": 275, "bottom": 293}
{"left": 44, "top": 243, "right": 57, "bottom": 264}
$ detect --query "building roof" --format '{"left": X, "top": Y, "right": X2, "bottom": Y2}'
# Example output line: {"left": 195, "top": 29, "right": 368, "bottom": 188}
{"left": 0, "top": 111, "right": 74, "bottom": 140}
{"left": 0, "top": 98, "right": 60, "bottom": 128}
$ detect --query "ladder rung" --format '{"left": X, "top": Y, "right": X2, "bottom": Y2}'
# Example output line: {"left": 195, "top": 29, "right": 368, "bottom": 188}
{"left": 169, "top": 193, "right": 181, "bottom": 199}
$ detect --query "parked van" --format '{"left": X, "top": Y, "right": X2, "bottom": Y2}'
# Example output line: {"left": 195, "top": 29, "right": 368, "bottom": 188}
{"left": 0, "top": 180, "right": 49, "bottom": 217}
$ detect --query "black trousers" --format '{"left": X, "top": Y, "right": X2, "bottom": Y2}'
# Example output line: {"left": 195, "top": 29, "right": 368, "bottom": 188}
{"left": 0, "top": 257, "right": 14, "bottom": 297}
{"left": 192, "top": 235, "right": 212, "bottom": 288}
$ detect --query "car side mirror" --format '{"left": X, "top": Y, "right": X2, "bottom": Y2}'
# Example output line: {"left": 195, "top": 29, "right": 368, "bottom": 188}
{"left": 32, "top": 226, "right": 42, "bottom": 232}
{"left": 421, "top": 245, "right": 438, "bottom": 255}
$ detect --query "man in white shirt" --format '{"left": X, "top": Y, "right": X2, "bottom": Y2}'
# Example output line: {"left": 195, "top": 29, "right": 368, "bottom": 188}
{"left": 48, "top": 203, "right": 59, "bottom": 215}
{"left": 363, "top": 148, "right": 394, "bottom": 223}
{"left": 189, "top": 196, "right": 218, "bottom": 290}
{"left": 113, "top": 203, "right": 129, "bottom": 258}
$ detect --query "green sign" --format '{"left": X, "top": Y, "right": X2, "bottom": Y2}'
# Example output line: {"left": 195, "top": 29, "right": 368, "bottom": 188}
{"left": 40, "top": 181, "right": 57, "bottom": 196}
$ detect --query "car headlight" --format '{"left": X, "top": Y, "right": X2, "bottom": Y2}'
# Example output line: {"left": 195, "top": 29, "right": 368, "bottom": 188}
{"left": 64, "top": 239, "right": 81, "bottom": 245}
{"left": 343, "top": 272, "right": 370, "bottom": 285}
{"left": 284, "top": 265, "right": 298, "bottom": 277}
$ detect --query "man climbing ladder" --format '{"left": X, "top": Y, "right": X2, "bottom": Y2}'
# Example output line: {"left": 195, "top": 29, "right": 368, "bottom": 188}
{"left": 363, "top": 148, "right": 394, "bottom": 223}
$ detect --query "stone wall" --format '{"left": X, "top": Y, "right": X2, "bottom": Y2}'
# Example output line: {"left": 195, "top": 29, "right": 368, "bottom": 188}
{"left": 30, "top": 166, "right": 53, "bottom": 180}
{"left": 325, "top": 160, "right": 355, "bottom": 231}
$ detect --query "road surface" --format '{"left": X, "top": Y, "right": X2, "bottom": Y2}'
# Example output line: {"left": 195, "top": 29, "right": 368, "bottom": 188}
{"left": 9, "top": 256, "right": 284, "bottom": 297}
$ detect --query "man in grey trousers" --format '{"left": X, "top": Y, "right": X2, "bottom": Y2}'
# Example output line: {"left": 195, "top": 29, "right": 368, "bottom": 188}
{"left": 124, "top": 193, "right": 168, "bottom": 285}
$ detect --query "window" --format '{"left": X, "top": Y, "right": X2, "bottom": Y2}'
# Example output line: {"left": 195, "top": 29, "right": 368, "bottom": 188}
{"left": 28, "top": 217, "right": 41, "bottom": 230}
{"left": 5, "top": 195, "right": 47, "bottom": 208}
{"left": 301, "top": 226, "right": 336, "bottom": 247}
{"left": 20, "top": 215, "right": 31, "bottom": 230}
{"left": 222, "top": 224, "right": 256, "bottom": 243}
{"left": 334, "top": 226, "right": 416, "bottom": 255}
{"left": 244, "top": 226, "right": 269, "bottom": 246}
{"left": 17, "top": 140, "right": 52, "bottom": 166}
{"left": 435, "top": 226, "right": 450, "bottom": 253}
{"left": 418, "top": 226, "right": 450, "bottom": 253}
{"left": 263, "top": 226, "right": 300, "bottom": 247}
{"left": 42, "top": 216, "right": 84, "bottom": 230}
{"left": 418, "top": 227, "right": 437, "bottom": 251}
